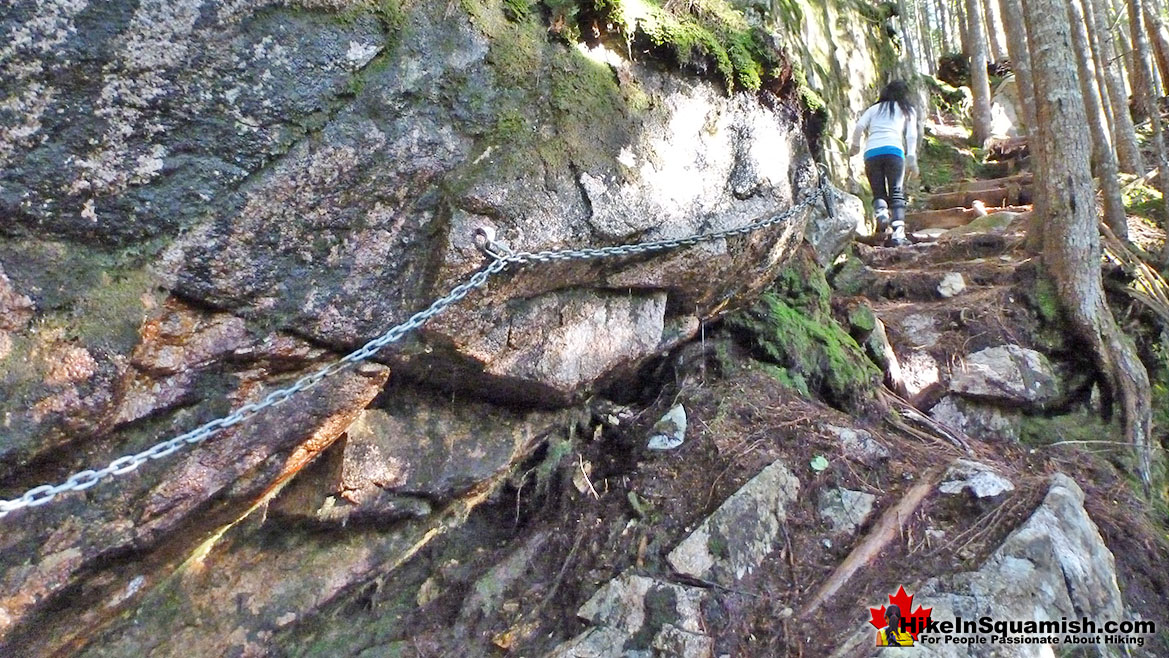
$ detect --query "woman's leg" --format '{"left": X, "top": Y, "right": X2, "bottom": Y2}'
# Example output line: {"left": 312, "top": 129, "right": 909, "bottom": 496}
{"left": 865, "top": 156, "right": 891, "bottom": 229}
{"left": 883, "top": 155, "right": 908, "bottom": 244}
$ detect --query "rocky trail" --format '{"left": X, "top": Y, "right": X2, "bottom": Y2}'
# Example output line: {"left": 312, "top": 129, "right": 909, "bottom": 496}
{"left": 189, "top": 145, "right": 1165, "bottom": 657}
{"left": 7, "top": 133, "right": 1167, "bottom": 658}
{"left": 2, "top": 0, "right": 1168, "bottom": 653}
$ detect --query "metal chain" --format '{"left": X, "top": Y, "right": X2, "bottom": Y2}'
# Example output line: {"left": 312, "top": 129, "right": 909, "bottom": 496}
{"left": 0, "top": 174, "right": 833, "bottom": 519}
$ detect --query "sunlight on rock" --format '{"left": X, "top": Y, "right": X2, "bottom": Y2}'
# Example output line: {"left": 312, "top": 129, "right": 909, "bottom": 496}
{"left": 900, "top": 351, "right": 940, "bottom": 397}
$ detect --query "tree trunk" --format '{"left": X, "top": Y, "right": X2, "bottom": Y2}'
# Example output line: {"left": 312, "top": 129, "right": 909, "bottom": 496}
{"left": 967, "top": 0, "right": 995, "bottom": 143}
{"left": 940, "top": 0, "right": 953, "bottom": 53}
{"left": 998, "top": 0, "right": 1040, "bottom": 132}
{"left": 1070, "top": 0, "right": 1130, "bottom": 238}
{"left": 1145, "top": 6, "right": 1169, "bottom": 92}
{"left": 919, "top": 0, "right": 937, "bottom": 73}
{"left": 1092, "top": 0, "right": 1145, "bottom": 172}
{"left": 984, "top": 0, "right": 1010, "bottom": 61}
{"left": 1084, "top": 0, "right": 1118, "bottom": 138}
{"left": 1023, "top": 0, "right": 1154, "bottom": 489}
{"left": 1116, "top": 0, "right": 1140, "bottom": 99}
{"left": 1128, "top": 0, "right": 1169, "bottom": 266}
{"left": 897, "top": 0, "right": 920, "bottom": 72}
{"left": 959, "top": 0, "right": 972, "bottom": 56}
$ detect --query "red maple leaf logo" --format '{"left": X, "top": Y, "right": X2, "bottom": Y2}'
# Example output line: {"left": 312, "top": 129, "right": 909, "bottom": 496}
{"left": 868, "top": 585, "right": 933, "bottom": 640}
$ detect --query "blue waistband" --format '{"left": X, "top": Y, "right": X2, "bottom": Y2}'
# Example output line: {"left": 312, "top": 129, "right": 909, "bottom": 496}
{"left": 865, "top": 146, "right": 904, "bottom": 159}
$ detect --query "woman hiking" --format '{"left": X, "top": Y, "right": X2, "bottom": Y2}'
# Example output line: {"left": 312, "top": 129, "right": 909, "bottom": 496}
{"left": 849, "top": 80, "right": 920, "bottom": 247}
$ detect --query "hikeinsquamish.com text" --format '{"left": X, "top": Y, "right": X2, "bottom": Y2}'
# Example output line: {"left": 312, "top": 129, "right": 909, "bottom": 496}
{"left": 910, "top": 616, "right": 1156, "bottom": 648}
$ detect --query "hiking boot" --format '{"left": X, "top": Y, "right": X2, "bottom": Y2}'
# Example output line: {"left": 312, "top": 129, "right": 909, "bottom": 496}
{"left": 886, "top": 224, "right": 909, "bottom": 247}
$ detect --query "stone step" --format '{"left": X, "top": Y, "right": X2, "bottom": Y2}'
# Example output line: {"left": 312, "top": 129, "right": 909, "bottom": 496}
{"left": 833, "top": 258, "right": 1018, "bottom": 302}
{"left": 853, "top": 233, "right": 1017, "bottom": 268}
{"left": 905, "top": 205, "right": 1030, "bottom": 232}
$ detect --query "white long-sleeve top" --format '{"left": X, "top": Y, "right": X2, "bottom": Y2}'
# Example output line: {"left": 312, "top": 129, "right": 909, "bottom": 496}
{"left": 850, "top": 103, "right": 919, "bottom": 160}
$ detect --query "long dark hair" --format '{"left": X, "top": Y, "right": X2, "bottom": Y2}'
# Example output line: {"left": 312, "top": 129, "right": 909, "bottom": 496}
{"left": 877, "top": 80, "right": 914, "bottom": 118}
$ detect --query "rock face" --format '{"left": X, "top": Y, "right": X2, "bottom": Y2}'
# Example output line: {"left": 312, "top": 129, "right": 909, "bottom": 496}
{"left": 950, "top": 345, "right": 1061, "bottom": 407}
{"left": 548, "top": 573, "right": 713, "bottom": 658}
{"left": 0, "top": 1, "right": 851, "bottom": 653}
{"left": 832, "top": 474, "right": 1126, "bottom": 657}
{"left": 667, "top": 459, "right": 801, "bottom": 585}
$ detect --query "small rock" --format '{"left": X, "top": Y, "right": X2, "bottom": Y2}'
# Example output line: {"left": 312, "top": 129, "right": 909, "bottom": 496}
{"left": 823, "top": 424, "right": 889, "bottom": 466}
{"left": 667, "top": 459, "right": 800, "bottom": 584}
{"left": 818, "top": 487, "right": 877, "bottom": 535}
{"left": 930, "top": 395, "right": 1021, "bottom": 442}
{"left": 939, "top": 459, "right": 1015, "bottom": 498}
{"left": 937, "top": 272, "right": 966, "bottom": 298}
{"left": 647, "top": 404, "right": 687, "bottom": 450}
{"left": 951, "top": 344, "right": 1061, "bottom": 406}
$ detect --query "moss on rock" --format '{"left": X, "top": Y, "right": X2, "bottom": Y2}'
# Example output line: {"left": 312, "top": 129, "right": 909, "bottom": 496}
{"left": 727, "top": 250, "right": 879, "bottom": 412}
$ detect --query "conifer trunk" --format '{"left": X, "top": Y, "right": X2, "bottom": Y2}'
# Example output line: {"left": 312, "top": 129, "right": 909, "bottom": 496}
{"left": 1023, "top": 0, "right": 1154, "bottom": 489}
{"left": 966, "top": 0, "right": 995, "bottom": 143}
{"left": 1070, "top": 0, "right": 1130, "bottom": 238}
{"left": 1092, "top": 0, "right": 1145, "bottom": 173}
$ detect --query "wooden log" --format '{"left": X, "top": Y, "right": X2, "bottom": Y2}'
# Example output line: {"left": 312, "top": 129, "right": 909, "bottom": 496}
{"left": 906, "top": 204, "right": 1031, "bottom": 231}
{"left": 933, "top": 172, "right": 1032, "bottom": 193}
{"left": 925, "top": 183, "right": 1032, "bottom": 209}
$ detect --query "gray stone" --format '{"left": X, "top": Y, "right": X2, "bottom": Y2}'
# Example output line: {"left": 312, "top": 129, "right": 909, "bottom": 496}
{"left": 898, "top": 313, "right": 941, "bottom": 348}
{"left": 547, "top": 573, "right": 711, "bottom": 658}
{"left": 805, "top": 187, "right": 864, "bottom": 266}
{"left": 667, "top": 459, "right": 800, "bottom": 584}
{"left": 647, "top": 404, "right": 687, "bottom": 451}
{"left": 937, "top": 272, "right": 966, "bottom": 298}
{"left": 831, "top": 474, "right": 1124, "bottom": 657}
{"left": 818, "top": 487, "right": 877, "bottom": 535}
{"left": 327, "top": 391, "right": 569, "bottom": 501}
{"left": 824, "top": 424, "right": 890, "bottom": 466}
{"left": 950, "top": 345, "right": 1060, "bottom": 406}
{"left": 929, "top": 395, "right": 1021, "bottom": 442}
{"left": 938, "top": 459, "right": 1016, "bottom": 499}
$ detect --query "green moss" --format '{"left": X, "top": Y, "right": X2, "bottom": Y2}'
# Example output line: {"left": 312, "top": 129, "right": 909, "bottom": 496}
{"left": 1019, "top": 412, "right": 1116, "bottom": 448}
{"left": 605, "top": 0, "right": 779, "bottom": 92}
{"left": 1032, "top": 275, "right": 1061, "bottom": 325}
{"left": 707, "top": 527, "right": 729, "bottom": 558}
{"left": 727, "top": 252, "right": 880, "bottom": 411}
{"left": 847, "top": 304, "right": 877, "bottom": 334}
{"left": 917, "top": 133, "right": 978, "bottom": 190}
{"left": 759, "top": 363, "right": 812, "bottom": 396}
{"left": 1121, "top": 174, "right": 1166, "bottom": 222}
{"left": 503, "top": 0, "right": 534, "bottom": 21}
{"left": 373, "top": 0, "right": 406, "bottom": 29}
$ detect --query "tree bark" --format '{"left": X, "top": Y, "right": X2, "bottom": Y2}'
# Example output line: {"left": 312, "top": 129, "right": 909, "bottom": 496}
{"left": 1116, "top": 0, "right": 1140, "bottom": 99}
{"left": 919, "top": 0, "right": 937, "bottom": 73}
{"left": 966, "top": 0, "right": 996, "bottom": 143}
{"left": 1023, "top": 0, "right": 1154, "bottom": 488}
{"left": 897, "top": 0, "right": 921, "bottom": 72}
{"left": 1084, "top": 0, "right": 1119, "bottom": 138}
{"left": 998, "top": 0, "right": 1040, "bottom": 133}
{"left": 1128, "top": 0, "right": 1169, "bottom": 265}
{"left": 984, "top": 0, "right": 1010, "bottom": 61}
{"left": 940, "top": 0, "right": 953, "bottom": 53}
{"left": 1145, "top": 6, "right": 1169, "bottom": 92}
{"left": 1070, "top": 0, "right": 1131, "bottom": 238}
{"left": 1092, "top": 0, "right": 1145, "bottom": 172}
{"left": 959, "top": 0, "right": 972, "bottom": 56}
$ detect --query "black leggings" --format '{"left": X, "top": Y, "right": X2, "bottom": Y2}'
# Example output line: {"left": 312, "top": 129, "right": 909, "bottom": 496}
{"left": 865, "top": 154, "right": 906, "bottom": 222}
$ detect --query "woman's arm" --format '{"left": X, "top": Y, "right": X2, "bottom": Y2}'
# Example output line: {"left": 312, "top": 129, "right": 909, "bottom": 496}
{"left": 849, "top": 106, "right": 874, "bottom": 156}
{"left": 905, "top": 109, "right": 920, "bottom": 174}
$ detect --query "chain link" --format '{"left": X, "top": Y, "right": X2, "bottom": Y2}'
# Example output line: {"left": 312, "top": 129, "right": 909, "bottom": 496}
{"left": 0, "top": 176, "right": 833, "bottom": 519}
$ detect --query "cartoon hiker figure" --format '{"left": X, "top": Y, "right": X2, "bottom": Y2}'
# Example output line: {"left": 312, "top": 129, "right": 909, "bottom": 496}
{"left": 849, "top": 80, "right": 920, "bottom": 247}
{"left": 876, "top": 604, "right": 915, "bottom": 647}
